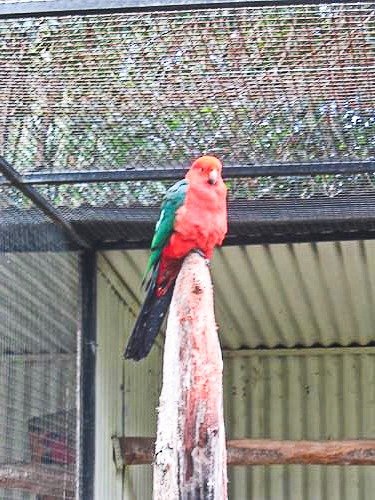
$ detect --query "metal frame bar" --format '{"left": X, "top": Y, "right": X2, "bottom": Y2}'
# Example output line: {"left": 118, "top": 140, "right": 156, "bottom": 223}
{"left": 0, "top": 156, "right": 90, "bottom": 249}
{"left": 0, "top": 160, "right": 373, "bottom": 185}
{"left": 78, "top": 250, "right": 97, "bottom": 500}
{"left": 98, "top": 227, "right": 375, "bottom": 251}
{"left": 2, "top": 192, "right": 375, "bottom": 252}
{"left": 1, "top": 0, "right": 372, "bottom": 19}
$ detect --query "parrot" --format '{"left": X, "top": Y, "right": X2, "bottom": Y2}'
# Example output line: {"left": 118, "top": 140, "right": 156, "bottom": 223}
{"left": 124, "top": 155, "right": 227, "bottom": 361}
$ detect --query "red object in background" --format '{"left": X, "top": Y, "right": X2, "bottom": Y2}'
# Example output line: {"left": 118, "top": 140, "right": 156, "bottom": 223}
{"left": 29, "top": 431, "right": 75, "bottom": 465}
{"left": 44, "top": 432, "right": 75, "bottom": 465}
{"left": 28, "top": 409, "right": 76, "bottom": 466}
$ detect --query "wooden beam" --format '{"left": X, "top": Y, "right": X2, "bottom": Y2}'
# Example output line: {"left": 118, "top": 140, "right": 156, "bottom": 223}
{"left": 117, "top": 437, "right": 375, "bottom": 466}
{"left": 153, "top": 252, "right": 228, "bottom": 499}
{"left": 0, "top": 464, "right": 74, "bottom": 495}
{"left": 228, "top": 440, "right": 375, "bottom": 466}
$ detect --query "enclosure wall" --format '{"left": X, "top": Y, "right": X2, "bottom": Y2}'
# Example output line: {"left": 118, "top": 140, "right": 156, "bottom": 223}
{"left": 95, "top": 254, "right": 162, "bottom": 500}
{"left": 223, "top": 348, "right": 375, "bottom": 500}
{"left": 102, "top": 245, "right": 375, "bottom": 499}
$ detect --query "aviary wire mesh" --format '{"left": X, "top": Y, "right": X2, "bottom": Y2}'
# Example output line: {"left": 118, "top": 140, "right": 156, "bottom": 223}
{"left": 0, "top": 194, "right": 80, "bottom": 498}
{"left": 0, "top": 4, "right": 373, "bottom": 173}
{"left": 0, "top": 2, "right": 373, "bottom": 249}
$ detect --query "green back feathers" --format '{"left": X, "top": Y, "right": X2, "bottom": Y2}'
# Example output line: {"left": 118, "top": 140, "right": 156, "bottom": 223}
{"left": 143, "top": 179, "right": 188, "bottom": 282}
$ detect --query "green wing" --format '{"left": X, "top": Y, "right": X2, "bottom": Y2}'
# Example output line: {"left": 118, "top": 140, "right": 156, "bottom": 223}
{"left": 144, "top": 179, "right": 188, "bottom": 280}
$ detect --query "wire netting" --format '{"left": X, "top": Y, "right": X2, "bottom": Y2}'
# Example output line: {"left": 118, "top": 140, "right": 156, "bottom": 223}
{"left": 0, "top": 3, "right": 373, "bottom": 174}
{"left": 0, "top": 2, "right": 373, "bottom": 248}
{"left": 0, "top": 195, "right": 80, "bottom": 499}
{"left": 31, "top": 173, "right": 375, "bottom": 208}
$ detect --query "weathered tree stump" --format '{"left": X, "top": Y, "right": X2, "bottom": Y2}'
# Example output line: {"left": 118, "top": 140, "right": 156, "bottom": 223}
{"left": 153, "top": 252, "right": 227, "bottom": 500}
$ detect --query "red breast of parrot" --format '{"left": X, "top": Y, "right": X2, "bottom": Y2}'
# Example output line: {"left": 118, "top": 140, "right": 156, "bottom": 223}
{"left": 124, "top": 155, "right": 227, "bottom": 361}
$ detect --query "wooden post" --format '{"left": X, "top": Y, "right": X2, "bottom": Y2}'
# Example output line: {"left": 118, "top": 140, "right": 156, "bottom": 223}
{"left": 153, "top": 252, "right": 227, "bottom": 500}
{"left": 0, "top": 464, "right": 74, "bottom": 496}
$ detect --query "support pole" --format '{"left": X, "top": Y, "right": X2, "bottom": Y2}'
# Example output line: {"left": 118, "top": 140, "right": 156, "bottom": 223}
{"left": 153, "top": 252, "right": 227, "bottom": 500}
{"left": 78, "top": 251, "right": 97, "bottom": 499}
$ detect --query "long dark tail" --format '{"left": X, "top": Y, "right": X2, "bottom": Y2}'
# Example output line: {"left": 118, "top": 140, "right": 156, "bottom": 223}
{"left": 124, "top": 276, "right": 174, "bottom": 361}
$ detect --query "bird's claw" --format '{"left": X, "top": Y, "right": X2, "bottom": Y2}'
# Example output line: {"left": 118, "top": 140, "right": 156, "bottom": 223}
{"left": 191, "top": 249, "right": 211, "bottom": 267}
{"left": 192, "top": 248, "right": 205, "bottom": 258}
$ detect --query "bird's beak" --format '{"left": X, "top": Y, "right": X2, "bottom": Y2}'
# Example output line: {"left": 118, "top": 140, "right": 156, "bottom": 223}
{"left": 208, "top": 169, "right": 218, "bottom": 185}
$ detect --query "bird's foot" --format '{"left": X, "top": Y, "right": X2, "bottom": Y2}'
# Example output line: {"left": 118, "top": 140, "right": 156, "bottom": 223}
{"left": 191, "top": 249, "right": 211, "bottom": 267}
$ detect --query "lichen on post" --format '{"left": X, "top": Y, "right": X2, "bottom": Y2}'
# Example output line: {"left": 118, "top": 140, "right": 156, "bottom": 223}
{"left": 153, "top": 252, "right": 227, "bottom": 500}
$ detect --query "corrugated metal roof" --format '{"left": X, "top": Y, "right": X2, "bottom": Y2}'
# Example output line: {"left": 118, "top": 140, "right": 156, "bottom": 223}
{"left": 104, "top": 239, "right": 375, "bottom": 350}
{"left": 213, "top": 240, "right": 375, "bottom": 349}
{"left": 223, "top": 348, "right": 375, "bottom": 500}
